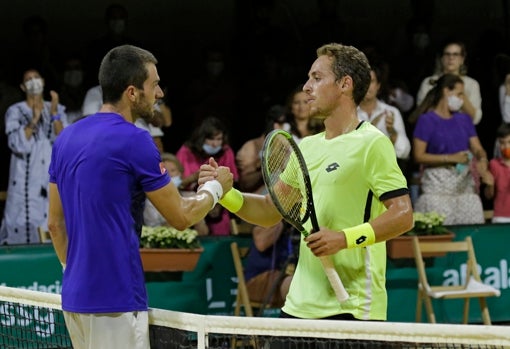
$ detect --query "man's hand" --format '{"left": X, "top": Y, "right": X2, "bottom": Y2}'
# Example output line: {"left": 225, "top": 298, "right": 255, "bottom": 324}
{"left": 50, "top": 90, "right": 59, "bottom": 115}
{"left": 198, "top": 157, "right": 233, "bottom": 197}
{"left": 305, "top": 228, "right": 346, "bottom": 257}
{"left": 198, "top": 157, "right": 220, "bottom": 185}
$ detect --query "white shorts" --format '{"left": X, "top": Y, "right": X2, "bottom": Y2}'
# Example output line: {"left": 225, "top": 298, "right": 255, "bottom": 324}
{"left": 63, "top": 311, "right": 150, "bottom": 349}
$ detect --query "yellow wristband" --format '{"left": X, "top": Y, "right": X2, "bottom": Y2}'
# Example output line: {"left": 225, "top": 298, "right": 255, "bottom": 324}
{"left": 343, "top": 223, "right": 376, "bottom": 249}
{"left": 218, "top": 188, "right": 244, "bottom": 213}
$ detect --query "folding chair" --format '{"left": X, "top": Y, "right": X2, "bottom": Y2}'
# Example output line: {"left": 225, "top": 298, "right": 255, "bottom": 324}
{"left": 230, "top": 241, "right": 268, "bottom": 349}
{"left": 230, "top": 217, "right": 254, "bottom": 236}
{"left": 412, "top": 236, "right": 500, "bottom": 325}
{"left": 38, "top": 227, "right": 52, "bottom": 243}
{"left": 230, "top": 241, "right": 268, "bottom": 317}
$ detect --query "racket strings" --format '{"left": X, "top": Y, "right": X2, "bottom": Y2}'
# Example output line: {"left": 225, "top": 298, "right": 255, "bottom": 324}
{"left": 265, "top": 136, "right": 308, "bottom": 224}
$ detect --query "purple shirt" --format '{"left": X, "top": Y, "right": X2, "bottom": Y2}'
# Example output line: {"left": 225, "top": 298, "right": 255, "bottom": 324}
{"left": 413, "top": 111, "right": 476, "bottom": 154}
{"left": 49, "top": 113, "right": 170, "bottom": 313}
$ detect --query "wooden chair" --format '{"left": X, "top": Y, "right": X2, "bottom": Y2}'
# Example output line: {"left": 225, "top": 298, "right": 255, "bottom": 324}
{"left": 38, "top": 227, "right": 52, "bottom": 243}
{"left": 230, "top": 241, "right": 266, "bottom": 349}
{"left": 230, "top": 241, "right": 266, "bottom": 317}
{"left": 230, "top": 217, "right": 254, "bottom": 236}
{"left": 412, "top": 236, "right": 500, "bottom": 325}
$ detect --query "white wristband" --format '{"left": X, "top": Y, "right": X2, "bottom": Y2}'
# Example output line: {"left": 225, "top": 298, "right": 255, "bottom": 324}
{"left": 198, "top": 180, "right": 223, "bottom": 209}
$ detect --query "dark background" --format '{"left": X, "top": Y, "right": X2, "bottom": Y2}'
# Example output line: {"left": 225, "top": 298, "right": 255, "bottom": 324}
{"left": 1, "top": 0, "right": 510, "bottom": 187}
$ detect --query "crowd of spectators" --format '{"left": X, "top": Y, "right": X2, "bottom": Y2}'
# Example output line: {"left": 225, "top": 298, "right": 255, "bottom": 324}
{"left": 2, "top": 3, "right": 510, "bottom": 241}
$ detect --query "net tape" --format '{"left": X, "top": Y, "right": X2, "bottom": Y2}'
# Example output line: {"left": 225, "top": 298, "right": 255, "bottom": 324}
{"left": 0, "top": 286, "right": 509, "bottom": 349}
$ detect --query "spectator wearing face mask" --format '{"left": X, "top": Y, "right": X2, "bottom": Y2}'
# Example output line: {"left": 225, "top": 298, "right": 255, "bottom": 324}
{"left": 58, "top": 54, "right": 87, "bottom": 123}
{"left": 484, "top": 123, "right": 510, "bottom": 223}
{"left": 415, "top": 40, "right": 482, "bottom": 125}
{"left": 412, "top": 74, "right": 489, "bottom": 225}
{"left": 176, "top": 116, "right": 238, "bottom": 235}
{"left": 84, "top": 3, "right": 140, "bottom": 88}
{"left": 0, "top": 69, "right": 68, "bottom": 244}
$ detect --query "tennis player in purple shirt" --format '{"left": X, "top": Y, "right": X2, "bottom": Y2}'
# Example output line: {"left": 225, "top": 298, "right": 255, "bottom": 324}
{"left": 47, "top": 45, "right": 232, "bottom": 349}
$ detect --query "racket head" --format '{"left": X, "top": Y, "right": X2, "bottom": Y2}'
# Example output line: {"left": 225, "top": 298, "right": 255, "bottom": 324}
{"left": 261, "top": 130, "right": 318, "bottom": 236}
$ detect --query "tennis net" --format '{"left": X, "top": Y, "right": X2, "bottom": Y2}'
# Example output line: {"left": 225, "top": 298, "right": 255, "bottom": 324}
{"left": 0, "top": 285, "right": 509, "bottom": 348}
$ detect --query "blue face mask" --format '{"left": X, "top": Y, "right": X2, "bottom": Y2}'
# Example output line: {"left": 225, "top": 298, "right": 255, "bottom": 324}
{"left": 202, "top": 144, "right": 222, "bottom": 155}
{"left": 171, "top": 176, "right": 182, "bottom": 188}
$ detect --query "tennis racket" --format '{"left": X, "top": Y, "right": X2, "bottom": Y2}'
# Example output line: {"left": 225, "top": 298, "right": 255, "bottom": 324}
{"left": 261, "top": 129, "right": 349, "bottom": 302}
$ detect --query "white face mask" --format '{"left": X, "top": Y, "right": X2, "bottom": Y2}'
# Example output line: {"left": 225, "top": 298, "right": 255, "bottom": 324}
{"left": 447, "top": 95, "right": 463, "bottom": 112}
{"left": 202, "top": 144, "right": 222, "bottom": 155}
{"left": 171, "top": 176, "right": 182, "bottom": 188}
{"left": 25, "top": 78, "right": 44, "bottom": 95}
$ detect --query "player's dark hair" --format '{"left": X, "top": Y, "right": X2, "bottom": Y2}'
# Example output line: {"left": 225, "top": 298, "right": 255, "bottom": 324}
{"left": 316, "top": 43, "right": 371, "bottom": 105}
{"left": 98, "top": 45, "right": 157, "bottom": 104}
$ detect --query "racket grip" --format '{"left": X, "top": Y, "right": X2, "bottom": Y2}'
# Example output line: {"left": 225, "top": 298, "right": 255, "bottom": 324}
{"left": 319, "top": 256, "right": 350, "bottom": 302}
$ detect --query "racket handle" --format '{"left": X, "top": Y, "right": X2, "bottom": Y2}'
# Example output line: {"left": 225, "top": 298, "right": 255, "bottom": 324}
{"left": 319, "top": 256, "right": 350, "bottom": 302}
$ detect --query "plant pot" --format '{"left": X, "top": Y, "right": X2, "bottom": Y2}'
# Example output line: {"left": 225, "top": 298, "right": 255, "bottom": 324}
{"left": 139, "top": 247, "right": 204, "bottom": 272}
{"left": 386, "top": 232, "right": 455, "bottom": 259}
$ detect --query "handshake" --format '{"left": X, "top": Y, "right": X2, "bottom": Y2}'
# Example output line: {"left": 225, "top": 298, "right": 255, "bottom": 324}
{"left": 196, "top": 157, "right": 234, "bottom": 209}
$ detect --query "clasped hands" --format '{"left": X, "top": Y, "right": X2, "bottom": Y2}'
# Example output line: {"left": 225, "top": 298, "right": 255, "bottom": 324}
{"left": 198, "top": 157, "right": 233, "bottom": 198}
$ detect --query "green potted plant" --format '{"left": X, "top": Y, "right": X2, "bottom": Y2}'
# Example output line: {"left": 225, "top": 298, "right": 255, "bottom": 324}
{"left": 139, "top": 226, "right": 204, "bottom": 272}
{"left": 387, "top": 211, "right": 455, "bottom": 259}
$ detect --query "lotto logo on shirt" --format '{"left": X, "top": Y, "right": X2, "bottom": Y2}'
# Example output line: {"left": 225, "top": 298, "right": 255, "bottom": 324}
{"left": 159, "top": 163, "right": 167, "bottom": 174}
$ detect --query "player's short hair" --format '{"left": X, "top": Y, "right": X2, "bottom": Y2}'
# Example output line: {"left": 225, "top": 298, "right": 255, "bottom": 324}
{"left": 316, "top": 43, "right": 371, "bottom": 105}
{"left": 98, "top": 45, "right": 157, "bottom": 104}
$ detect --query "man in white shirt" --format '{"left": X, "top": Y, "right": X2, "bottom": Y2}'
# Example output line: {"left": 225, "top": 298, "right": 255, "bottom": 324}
{"left": 358, "top": 67, "right": 411, "bottom": 163}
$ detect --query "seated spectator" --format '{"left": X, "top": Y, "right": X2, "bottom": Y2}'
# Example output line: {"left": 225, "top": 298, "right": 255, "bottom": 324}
{"left": 176, "top": 116, "right": 238, "bottom": 235}
{"left": 358, "top": 65, "right": 411, "bottom": 170}
{"left": 243, "top": 221, "right": 295, "bottom": 309}
{"left": 484, "top": 123, "right": 510, "bottom": 223}
{"left": 415, "top": 39, "right": 482, "bottom": 124}
{"left": 236, "top": 104, "right": 287, "bottom": 194}
{"left": 412, "top": 74, "right": 490, "bottom": 225}
{"left": 143, "top": 153, "right": 208, "bottom": 234}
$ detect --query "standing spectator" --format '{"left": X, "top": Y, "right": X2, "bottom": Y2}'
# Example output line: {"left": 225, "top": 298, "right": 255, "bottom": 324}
{"left": 358, "top": 65, "right": 411, "bottom": 170}
{"left": 177, "top": 116, "right": 238, "bottom": 235}
{"left": 82, "top": 84, "right": 169, "bottom": 152}
{"left": 0, "top": 69, "right": 67, "bottom": 244}
{"left": 15, "top": 15, "right": 59, "bottom": 91}
{"left": 58, "top": 54, "right": 87, "bottom": 123}
{"left": 413, "top": 74, "right": 490, "bottom": 225}
{"left": 48, "top": 45, "right": 232, "bottom": 349}
{"left": 415, "top": 40, "right": 482, "bottom": 125}
{"left": 484, "top": 123, "right": 510, "bottom": 223}
{"left": 84, "top": 4, "right": 140, "bottom": 88}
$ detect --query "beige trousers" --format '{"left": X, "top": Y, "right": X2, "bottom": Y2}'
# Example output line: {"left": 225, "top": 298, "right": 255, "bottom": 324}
{"left": 63, "top": 311, "right": 150, "bottom": 349}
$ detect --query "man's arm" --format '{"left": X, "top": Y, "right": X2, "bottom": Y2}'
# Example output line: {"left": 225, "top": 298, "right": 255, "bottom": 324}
{"left": 48, "top": 183, "right": 68, "bottom": 265}
{"left": 306, "top": 194, "right": 414, "bottom": 256}
{"left": 147, "top": 166, "right": 233, "bottom": 230}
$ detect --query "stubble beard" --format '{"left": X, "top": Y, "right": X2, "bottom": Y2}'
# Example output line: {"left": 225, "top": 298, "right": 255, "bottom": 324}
{"left": 133, "top": 94, "right": 154, "bottom": 123}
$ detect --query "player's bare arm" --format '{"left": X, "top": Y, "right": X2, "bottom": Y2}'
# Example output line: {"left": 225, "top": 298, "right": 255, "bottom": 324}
{"left": 198, "top": 157, "right": 282, "bottom": 227}
{"left": 148, "top": 165, "right": 233, "bottom": 230}
{"left": 306, "top": 194, "right": 413, "bottom": 257}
